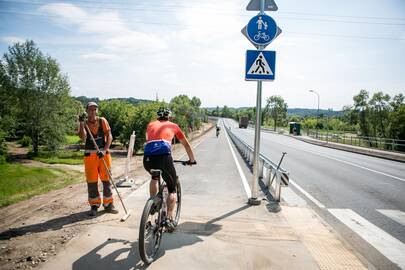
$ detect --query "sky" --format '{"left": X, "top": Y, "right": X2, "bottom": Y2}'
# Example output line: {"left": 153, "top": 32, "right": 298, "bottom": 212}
{"left": 0, "top": 0, "right": 404, "bottom": 110}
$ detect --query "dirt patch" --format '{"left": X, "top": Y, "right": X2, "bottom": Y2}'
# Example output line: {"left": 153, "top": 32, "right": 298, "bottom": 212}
{"left": 0, "top": 123, "right": 213, "bottom": 270}
{"left": 5, "top": 142, "right": 29, "bottom": 160}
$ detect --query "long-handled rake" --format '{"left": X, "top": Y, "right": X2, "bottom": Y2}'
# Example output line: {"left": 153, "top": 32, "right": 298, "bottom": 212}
{"left": 84, "top": 123, "right": 131, "bottom": 222}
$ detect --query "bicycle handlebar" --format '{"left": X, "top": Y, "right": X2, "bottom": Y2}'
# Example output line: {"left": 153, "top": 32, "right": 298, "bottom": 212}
{"left": 173, "top": 160, "right": 197, "bottom": 166}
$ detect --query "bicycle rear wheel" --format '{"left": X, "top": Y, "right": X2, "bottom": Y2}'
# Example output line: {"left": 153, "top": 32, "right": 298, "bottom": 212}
{"left": 173, "top": 179, "right": 182, "bottom": 225}
{"left": 139, "top": 198, "right": 162, "bottom": 264}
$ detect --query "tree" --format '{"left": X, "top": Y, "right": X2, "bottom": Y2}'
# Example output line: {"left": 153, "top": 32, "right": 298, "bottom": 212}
{"left": 264, "top": 95, "right": 287, "bottom": 131}
{"left": 170, "top": 95, "right": 203, "bottom": 132}
{"left": 121, "top": 102, "right": 162, "bottom": 151}
{"left": 390, "top": 94, "right": 404, "bottom": 111}
{"left": 389, "top": 104, "right": 405, "bottom": 151}
{"left": 353, "top": 89, "right": 371, "bottom": 137}
{"left": 369, "top": 92, "right": 391, "bottom": 138}
{"left": 0, "top": 40, "right": 75, "bottom": 153}
{"left": 99, "top": 100, "right": 135, "bottom": 143}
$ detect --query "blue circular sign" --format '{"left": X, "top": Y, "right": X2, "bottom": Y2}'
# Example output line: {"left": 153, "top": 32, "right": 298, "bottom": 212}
{"left": 247, "top": 14, "right": 277, "bottom": 46}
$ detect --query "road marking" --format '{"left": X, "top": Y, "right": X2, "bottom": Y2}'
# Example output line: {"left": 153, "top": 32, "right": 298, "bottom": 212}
{"left": 224, "top": 124, "right": 251, "bottom": 198}
{"left": 289, "top": 179, "right": 326, "bottom": 208}
{"left": 329, "top": 208, "right": 405, "bottom": 269}
{"left": 254, "top": 130, "right": 405, "bottom": 182}
{"left": 377, "top": 209, "right": 405, "bottom": 227}
{"left": 280, "top": 185, "right": 307, "bottom": 207}
{"left": 308, "top": 152, "right": 405, "bottom": 182}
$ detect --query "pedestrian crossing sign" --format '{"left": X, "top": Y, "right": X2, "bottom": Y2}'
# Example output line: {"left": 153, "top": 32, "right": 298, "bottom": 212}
{"left": 245, "top": 50, "right": 276, "bottom": 81}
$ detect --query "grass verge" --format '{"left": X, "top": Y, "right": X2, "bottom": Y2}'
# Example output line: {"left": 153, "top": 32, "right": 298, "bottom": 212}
{"left": 66, "top": 135, "right": 82, "bottom": 145}
{"left": 31, "top": 150, "right": 83, "bottom": 165}
{"left": 0, "top": 163, "right": 82, "bottom": 207}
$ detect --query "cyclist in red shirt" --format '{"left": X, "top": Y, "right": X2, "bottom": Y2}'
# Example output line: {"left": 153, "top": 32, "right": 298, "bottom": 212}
{"left": 143, "top": 108, "right": 196, "bottom": 231}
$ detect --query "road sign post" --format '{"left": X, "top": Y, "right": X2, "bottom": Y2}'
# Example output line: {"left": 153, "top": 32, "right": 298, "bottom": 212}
{"left": 242, "top": 0, "right": 281, "bottom": 206}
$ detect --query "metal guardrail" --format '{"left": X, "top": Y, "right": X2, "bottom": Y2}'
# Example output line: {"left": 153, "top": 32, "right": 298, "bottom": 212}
{"left": 307, "top": 130, "right": 405, "bottom": 152}
{"left": 225, "top": 126, "right": 289, "bottom": 202}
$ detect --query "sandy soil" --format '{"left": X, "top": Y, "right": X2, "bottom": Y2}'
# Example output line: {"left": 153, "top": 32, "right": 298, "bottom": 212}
{"left": 0, "top": 123, "right": 213, "bottom": 270}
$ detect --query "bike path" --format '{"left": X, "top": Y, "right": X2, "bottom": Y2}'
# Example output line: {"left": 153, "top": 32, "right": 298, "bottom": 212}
{"left": 40, "top": 127, "right": 362, "bottom": 270}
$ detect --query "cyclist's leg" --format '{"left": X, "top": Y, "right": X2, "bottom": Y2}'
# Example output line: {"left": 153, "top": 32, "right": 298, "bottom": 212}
{"left": 160, "top": 155, "right": 177, "bottom": 220}
{"left": 143, "top": 155, "right": 159, "bottom": 197}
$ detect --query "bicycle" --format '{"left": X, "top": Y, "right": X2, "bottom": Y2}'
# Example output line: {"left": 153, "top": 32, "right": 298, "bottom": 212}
{"left": 139, "top": 160, "right": 196, "bottom": 264}
{"left": 253, "top": 31, "right": 270, "bottom": 41}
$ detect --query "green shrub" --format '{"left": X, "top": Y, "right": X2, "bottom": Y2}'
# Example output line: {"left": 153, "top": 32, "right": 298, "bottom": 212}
{"left": 65, "top": 135, "right": 81, "bottom": 145}
{"left": 18, "top": 135, "right": 32, "bottom": 147}
{"left": 0, "top": 130, "right": 6, "bottom": 164}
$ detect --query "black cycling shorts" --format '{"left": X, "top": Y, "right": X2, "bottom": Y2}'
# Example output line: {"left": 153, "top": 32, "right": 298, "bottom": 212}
{"left": 143, "top": 154, "right": 177, "bottom": 193}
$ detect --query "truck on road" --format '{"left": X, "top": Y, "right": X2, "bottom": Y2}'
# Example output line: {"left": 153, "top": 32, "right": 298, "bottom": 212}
{"left": 239, "top": 116, "right": 249, "bottom": 128}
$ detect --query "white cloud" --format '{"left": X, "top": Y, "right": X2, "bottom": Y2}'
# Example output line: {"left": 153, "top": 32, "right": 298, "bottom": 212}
{"left": 80, "top": 53, "right": 119, "bottom": 62}
{"left": 105, "top": 31, "right": 167, "bottom": 52}
{"left": 1, "top": 36, "right": 26, "bottom": 44}
{"left": 39, "top": 3, "right": 87, "bottom": 26}
{"left": 401, "top": 32, "right": 405, "bottom": 44}
{"left": 173, "top": 1, "right": 245, "bottom": 45}
{"left": 38, "top": 3, "right": 167, "bottom": 52}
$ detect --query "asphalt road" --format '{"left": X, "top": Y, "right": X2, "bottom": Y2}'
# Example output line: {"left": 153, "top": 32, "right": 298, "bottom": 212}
{"left": 223, "top": 118, "right": 405, "bottom": 269}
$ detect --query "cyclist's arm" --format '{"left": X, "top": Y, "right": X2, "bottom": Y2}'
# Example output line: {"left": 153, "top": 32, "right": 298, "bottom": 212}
{"left": 179, "top": 138, "right": 196, "bottom": 163}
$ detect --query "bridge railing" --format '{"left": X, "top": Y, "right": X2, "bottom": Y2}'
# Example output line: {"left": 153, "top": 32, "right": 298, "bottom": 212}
{"left": 225, "top": 125, "right": 289, "bottom": 202}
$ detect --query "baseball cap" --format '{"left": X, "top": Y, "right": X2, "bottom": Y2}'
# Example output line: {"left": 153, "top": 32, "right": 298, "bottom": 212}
{"left": 86, "top": 102, "right": 98, "bottom": 109}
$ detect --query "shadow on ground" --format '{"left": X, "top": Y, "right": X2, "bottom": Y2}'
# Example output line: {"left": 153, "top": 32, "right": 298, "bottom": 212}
{"left": 0, "top": 210, "right": 103, "bottom": 240}
{"left": 72, "top": 204, "right": 252, "bottom": 270}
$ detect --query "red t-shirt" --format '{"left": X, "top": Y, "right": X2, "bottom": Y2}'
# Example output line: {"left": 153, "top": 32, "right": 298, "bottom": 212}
{"left": 146, "top": 120, "right": 185, "bottom": 143}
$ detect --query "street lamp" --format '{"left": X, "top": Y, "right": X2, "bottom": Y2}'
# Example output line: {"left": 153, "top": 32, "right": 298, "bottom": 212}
{"left": 309, "top": 90, "right": 320, "bottom": 139}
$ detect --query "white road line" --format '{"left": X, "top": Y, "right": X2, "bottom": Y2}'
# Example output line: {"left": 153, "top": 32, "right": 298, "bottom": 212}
{"left": 257, "top": 131, "right": 405, "bottom": 182}
{"left": 329, "top": 208, "right": 405, "bottom": 269}
{"left": 289, "top": 179, "right": 326, "bottom": 208}
{"left": 308, "top": 152, "right": 405, "bottom": 182}
{"left": 377, "top": 209, "right": 405, "bottom": 227}
{"left": 224, "top": 124, "right": 251, "bottom": 198}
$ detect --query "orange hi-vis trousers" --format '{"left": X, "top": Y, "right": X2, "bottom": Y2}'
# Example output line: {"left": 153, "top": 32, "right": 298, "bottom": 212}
{"left": 84, "top": 152, "right": 113, "bottom": 207}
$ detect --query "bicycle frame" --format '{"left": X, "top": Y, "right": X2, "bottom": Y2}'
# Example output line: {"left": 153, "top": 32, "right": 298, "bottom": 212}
{"left": 139, "top": 160, "right": 190, "bottom": 264}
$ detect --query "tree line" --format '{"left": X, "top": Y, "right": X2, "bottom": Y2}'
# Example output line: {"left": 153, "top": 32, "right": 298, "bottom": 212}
{"left": 208, "top": 90, "right": 405, "bottom": 146}
{"left": 0, "top": 40, "right": 205, "bottom": 161}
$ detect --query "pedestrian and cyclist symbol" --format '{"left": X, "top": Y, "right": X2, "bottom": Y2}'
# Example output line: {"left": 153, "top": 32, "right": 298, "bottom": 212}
{"left": 246, "top": 14, "right": 277, "bottom": 46}
{"left": 248, "top": 52, "right": 272, "bottom": 75}
{"left": 245, "top": 50, "right": 276, "bottom": 81}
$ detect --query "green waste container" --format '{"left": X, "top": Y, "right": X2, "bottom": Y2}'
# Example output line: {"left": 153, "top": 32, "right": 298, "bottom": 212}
{"left": 289, "top": 122, "right": 301, "bottom": 136}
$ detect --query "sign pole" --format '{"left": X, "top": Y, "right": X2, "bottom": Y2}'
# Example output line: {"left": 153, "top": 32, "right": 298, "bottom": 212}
{"left": 249, "top": 0, "right": 265, "bottom": 206}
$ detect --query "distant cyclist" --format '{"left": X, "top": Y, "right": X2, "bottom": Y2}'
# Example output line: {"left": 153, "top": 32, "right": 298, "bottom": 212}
{"left": 216, "top": 124, "right": 221, "bottom": 137}
{"left": 143, "top": 108, "right": 196, "bottom": 231}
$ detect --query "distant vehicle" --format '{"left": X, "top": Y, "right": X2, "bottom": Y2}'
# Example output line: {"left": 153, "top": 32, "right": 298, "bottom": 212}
{"left": 239, "top": 117, "right": 249, "bottom": 128}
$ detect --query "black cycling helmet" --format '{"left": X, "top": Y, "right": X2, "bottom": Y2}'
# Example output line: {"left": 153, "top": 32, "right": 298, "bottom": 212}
{"left": 157, "top": 108, "right": 171, "bottom": 120}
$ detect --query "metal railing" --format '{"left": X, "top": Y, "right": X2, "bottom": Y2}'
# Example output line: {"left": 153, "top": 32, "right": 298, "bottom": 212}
{"left": 307, "top": 130, "right": 405, "bottom": 152}
{"left": 225, "top": 126, "right": 289, "bottom": 202}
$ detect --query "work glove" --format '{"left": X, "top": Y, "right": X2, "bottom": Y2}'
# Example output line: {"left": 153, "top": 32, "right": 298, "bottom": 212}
{"left": 97, "top": 150, "right": 105, "bottom": 158}
{"left": 78, "top": 112, "right": 87, "bottom": 122}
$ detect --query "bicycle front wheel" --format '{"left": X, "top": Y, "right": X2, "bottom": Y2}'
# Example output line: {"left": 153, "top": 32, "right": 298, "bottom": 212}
{"left": 139, "top": 198, "right": 162, "bottom": 264}
{"left": 173, "top": 179, "right": 182, "bottom": 225}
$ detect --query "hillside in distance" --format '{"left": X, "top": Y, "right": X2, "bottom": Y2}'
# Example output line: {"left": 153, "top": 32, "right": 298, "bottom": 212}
{"left": 75, "top": 96, "right": 153, "bottom": 106}
{"left": 204, "top": 107, "right": 343, "bottom": 117}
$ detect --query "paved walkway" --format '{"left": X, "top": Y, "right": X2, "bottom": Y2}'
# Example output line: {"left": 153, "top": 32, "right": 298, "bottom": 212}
{"left": 40, "top": 126, "right": 366, "bottom": 270}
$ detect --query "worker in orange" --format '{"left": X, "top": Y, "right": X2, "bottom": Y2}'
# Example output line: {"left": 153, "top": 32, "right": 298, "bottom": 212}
{"left": 78, "top": 102, "right": 118, "bottom": 216}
